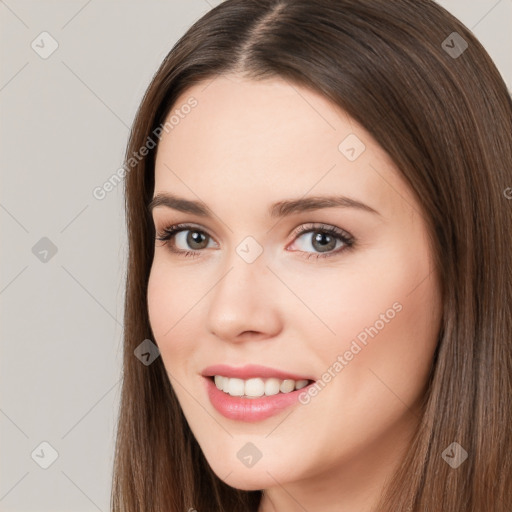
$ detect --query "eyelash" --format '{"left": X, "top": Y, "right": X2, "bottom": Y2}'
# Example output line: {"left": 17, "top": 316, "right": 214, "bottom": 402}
{"left": 155, "top": 222, "right": 355, "bottom": 260}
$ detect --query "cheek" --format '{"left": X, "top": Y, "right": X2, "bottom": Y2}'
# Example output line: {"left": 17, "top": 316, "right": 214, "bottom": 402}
{"left": 147, "top": 263, "right": 171, "bottom": 339}
{"left": 285, "top": 239, "right": 439, "bottom": 363}
{"left": 361, "top": 269, "right": 441, "bottom": 390}
{"left": 322, "top": 243, "right": 442, "bottom": 420}
{"left": 146, "top": 261, "right": 198, "bottom": 365}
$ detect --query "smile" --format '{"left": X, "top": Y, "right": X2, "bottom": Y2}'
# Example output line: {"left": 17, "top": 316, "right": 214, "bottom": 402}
{"left": 213, "top": 375, "right": 311, "bottom": 398}
{"left": 203, "top": 376, "right": 317, "bottom": 422}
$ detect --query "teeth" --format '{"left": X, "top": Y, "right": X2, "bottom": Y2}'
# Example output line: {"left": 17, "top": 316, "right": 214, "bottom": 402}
{"left": 280, "top": 379, "right": 295, "bottom": 393}
{"left": 213, "top": 375, "right": 310, "bottom": 397}
{"left": 265, "top": 378, "right": 281, "bottom": 396}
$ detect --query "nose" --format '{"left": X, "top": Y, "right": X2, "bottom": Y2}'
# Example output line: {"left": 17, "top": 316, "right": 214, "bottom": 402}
{"left": 205, "top": 252, "right": 282, "bottom": 343}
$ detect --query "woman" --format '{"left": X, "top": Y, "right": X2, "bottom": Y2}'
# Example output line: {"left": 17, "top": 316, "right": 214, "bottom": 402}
{"left": 111, "top": 1, "right": 512, "bottom": 510}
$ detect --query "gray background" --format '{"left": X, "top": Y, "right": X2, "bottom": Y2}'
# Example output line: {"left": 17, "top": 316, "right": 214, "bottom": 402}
{"left": 1, "top": 1, "right": 510, "bottom": 510}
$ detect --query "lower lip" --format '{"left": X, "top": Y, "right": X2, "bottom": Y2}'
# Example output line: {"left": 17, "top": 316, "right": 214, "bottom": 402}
{"left": 204, "top": 376, "right": 315, "bottom": 422}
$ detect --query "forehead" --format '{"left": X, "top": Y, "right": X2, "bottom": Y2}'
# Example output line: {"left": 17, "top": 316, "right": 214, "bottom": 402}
{"left": 157, "top": 75, "right": 358, "bottom": 172}
{"left": 153, "top": 75, "right": 414, "bottom": 222}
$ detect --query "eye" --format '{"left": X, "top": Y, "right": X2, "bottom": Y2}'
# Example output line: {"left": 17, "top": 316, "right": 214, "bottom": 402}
{"left": 155, "top": 223, "right": 216, "bottom": 258}
{"left": 155, "top": 222, "right": 354, "bottom": 260}
{"left": 287, "top": 223, "right": 354, "bottom": 260}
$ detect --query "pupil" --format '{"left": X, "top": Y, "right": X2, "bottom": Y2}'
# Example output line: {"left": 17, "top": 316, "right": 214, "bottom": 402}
{"left": 189, "top": 231, "right": 206, "bottom": 249}
{"left": 314, "top": 232, "right": 335, "bottom": 252}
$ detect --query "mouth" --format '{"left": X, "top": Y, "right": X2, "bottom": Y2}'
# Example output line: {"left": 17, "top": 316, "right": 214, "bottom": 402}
{"left": 202, "top": 370, "right": 318, "bottom": 422}
{"left": 201, "top": 364, "right": 317, "bottom": 421}
{"left": 207, "top": 375, "right": 315, "bottom": 398}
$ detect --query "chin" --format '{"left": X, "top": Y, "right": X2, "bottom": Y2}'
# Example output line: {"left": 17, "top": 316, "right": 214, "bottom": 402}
{"left": 204, "top": 457, "right": 282, "bottom": 491}
{"left": 218, "top": 471, "right": 272, "bottom": 492}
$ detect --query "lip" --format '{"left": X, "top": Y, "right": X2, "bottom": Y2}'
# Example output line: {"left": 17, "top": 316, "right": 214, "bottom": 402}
{"left": 201, "top": 363, "right": 315, "bottom": 381}
{"left": 203, "top": 375, "right": 316, "bottom": 422}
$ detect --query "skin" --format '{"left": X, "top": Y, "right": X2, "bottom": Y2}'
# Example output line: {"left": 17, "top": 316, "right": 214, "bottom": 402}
{"left": 147, "top": 74, "right": 443, "bottom": 512}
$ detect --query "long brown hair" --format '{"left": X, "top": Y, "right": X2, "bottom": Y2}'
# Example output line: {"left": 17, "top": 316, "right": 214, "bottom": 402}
{"left": 111, "top": 1, "right": 512, "bottom": 510}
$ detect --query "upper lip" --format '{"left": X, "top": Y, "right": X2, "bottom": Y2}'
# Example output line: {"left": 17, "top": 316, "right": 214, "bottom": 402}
{"left": 201, "top": 364, "right": 315, "bottom": 382}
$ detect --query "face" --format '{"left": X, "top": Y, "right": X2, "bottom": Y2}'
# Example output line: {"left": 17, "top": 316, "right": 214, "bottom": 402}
{"left": 147, "top": 74, "right": 443, "bottom": 499}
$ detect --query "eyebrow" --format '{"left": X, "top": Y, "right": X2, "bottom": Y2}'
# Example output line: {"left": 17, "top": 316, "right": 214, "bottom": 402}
{"left": 149, "top": 192, "right": 381, "bottom": 218}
